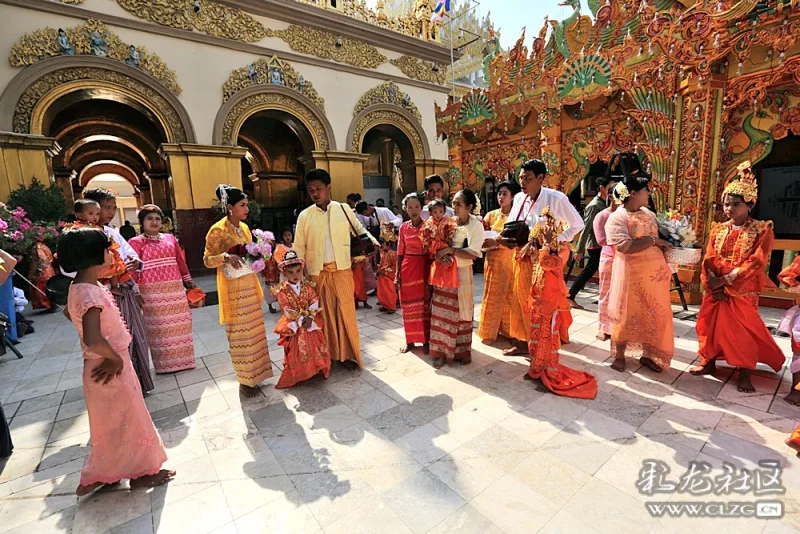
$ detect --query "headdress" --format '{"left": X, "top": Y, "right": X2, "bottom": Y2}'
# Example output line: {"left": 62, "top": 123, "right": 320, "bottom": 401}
{"left": 276, "top": 247, "right": 304, "bottom": 271}
{"left": 379, "top": 221, "right": 397, "bottom": 243}
{"left": 529, "top": 206, "right": 566, "bottom": 250}
{"left": 472, "top": 196, "right": 482, "bottom": 216}
{"left": 722, "top": 160, "right": 757, "bottom": 204}
{"left": 216, "top": 184, "right": 246, "bottom": 207}
{"left": 612, "top": 181, "right": 630, "bottom": 203}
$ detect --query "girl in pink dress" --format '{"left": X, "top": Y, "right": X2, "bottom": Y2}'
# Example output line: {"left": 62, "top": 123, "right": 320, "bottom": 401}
{"left": 59, "top": 227, "right": 173, "bottom": 496}
{"left": 594, "top": 195, "right": 620, "bottom": 340}
{"left": 129, "top": 205, "right": 196, "bottom": 373}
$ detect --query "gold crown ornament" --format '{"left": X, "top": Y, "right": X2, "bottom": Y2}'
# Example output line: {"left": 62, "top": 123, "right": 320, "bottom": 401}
{"left": 379, "top": 221, "right": 397, "bottom": 243}
{"left": 722, "top": 160, "right": 758, "bottom": 204}
{"left": 529, "top": 206, "right": 566, "bottom": 251}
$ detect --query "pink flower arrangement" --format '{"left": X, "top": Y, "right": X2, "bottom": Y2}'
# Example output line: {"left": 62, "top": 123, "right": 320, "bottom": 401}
{"left": 0, "top": 203, "right": 61, "bottom": 257}
{"left": 240, "top": 229, "right": 274, "bottom": 273}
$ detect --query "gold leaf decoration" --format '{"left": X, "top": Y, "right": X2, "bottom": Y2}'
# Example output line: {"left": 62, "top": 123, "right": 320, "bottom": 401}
{"left": 353, "top": 81, "right": 421, "bottom": 123}
{"left": 221, "top": 92, "right": 329, "bottom": 150}
{"left": 8, "top": 19, "right": 181, "bottom": 95}
{"left": 390, "top": 56, "right": 446, "bottom": 85}
{"left": 13, "top": 67, "right": 188, "bottom": 142}
{"left": 350, "top": 109, "right": 424, "bottom": 157}
{"left": 115, "top": 0, "right": 267, "bottom": 43}
{"left": 264, "top": 26, "right": 387, "bottom": 69}
{"left": 222, "top": 56, "right": 325, "bottom": 111}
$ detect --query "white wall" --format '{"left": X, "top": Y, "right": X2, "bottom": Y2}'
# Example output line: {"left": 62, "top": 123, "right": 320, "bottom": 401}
{"left": 0, "top": 3, "right": 448, "bottom": 159}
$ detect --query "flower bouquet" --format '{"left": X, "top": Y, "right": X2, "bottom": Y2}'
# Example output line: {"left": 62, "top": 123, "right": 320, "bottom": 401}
{"left": 657, "top": 210, "right": 702, "bottom": 266}
{"left": 222, "top": 229, "right": 274, "bottom": 280}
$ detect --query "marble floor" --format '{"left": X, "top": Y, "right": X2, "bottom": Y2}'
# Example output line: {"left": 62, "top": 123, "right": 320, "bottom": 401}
{"left": 1, "top": 275, "right": 799, "bottom": 533}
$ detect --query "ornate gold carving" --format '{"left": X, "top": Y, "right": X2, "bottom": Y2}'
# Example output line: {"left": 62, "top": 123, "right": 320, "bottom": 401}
{"left": 292, "top": 0, "right": 443, "bottom": 43}
{"left": 353, "top": 82, "right": 421, "bottom": 123}
{"left": 350, "top": 109, "right": 424, "bottom": 157}
{"left": 115, "top": 0, "right": 267, "bottom": 43}
{"left": 13, "top": 67, "right": 188, "bottom": 143}
{"left": 264, "top": 26, "right": 387, "bottom": 69}
{"left": 59, "top": 0, "right": 84, "bottom": 3}
{"left": 222, "top": 56, "right": 325, "bottom": 111}
{"left": 390, "top": 55, "right": 446, "bottom": 85}
{"left": 222, "top": 93, "right": 329, "bottom": 150}
{"left": 8, "top": 19, "right": 181, "bottom": 95}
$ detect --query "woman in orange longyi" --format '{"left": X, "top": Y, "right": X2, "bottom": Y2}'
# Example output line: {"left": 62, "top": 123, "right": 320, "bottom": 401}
{"left": 524, "top": 209, "right": 597, "bottom": 399}
{"left": 690, "top": 161, "right": 784, "bottom": 393}
{"left": 272, "top": 248, "right": 331, "bottom": 389}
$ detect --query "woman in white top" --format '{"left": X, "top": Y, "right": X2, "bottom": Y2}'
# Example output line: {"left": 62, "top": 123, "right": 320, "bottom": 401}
{"left": 429, "top": 189, "right": 484, "bottom": 368}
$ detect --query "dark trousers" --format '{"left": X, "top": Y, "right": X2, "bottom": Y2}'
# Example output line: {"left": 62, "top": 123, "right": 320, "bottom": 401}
{"left": 569, "top": 247, "right": 602, "bottom": 300}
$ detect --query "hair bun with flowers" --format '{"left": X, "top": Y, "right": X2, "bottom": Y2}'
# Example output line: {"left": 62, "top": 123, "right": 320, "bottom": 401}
{"left": 472, "top": 197, "right": 482, "bottom": 216}
{"left": 722, "top": 160, "right": 758, "bottom": 204}
{"left": 612, "top": 182, "right": 630, "bottom": 203}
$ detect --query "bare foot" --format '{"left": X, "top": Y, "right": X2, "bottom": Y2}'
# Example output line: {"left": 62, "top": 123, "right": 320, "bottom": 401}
{"left": 640, "top": 357, "right": 663, "bottom": 373}
{"left": 433, "top": 357, "right": 445, "bottom": 369}
{"left": 460, "top": 354, "right": 472, "bottom": 365}
{"left": 387, "top": 310, "right": 396, "bottom": 314}
{"left": 239, "top": 384, "right": 261, "bottom": 398}
{"left": 130, "top": 469, "right": 176, "bottom": 489}
{"left": 268, "top": 305, "right": 277, "bottom": 314}
{"left": 399, "top": 344, "right": 410, "bottom": 353}
{"left": 567, "top": 298, "right": 584, "bottom": 310}
{"left": 502, "top": 345, "right": 526, "bottom": 356}
{"left": 689, "top": 359, "right": 716, "bottom": 376}
{"left": 736, "top": 369, "right": 756, "bottom": 393}
{"left": 596, "top": 333, "right": 609, "bottom": 341}
{"left": 422, "top": 343, "right": 430, "bottom": 355}
{"left": 785, "top": 389, "right": 800, "bottom": 406}
{"left": 786, "top": 437, "right": 800, "bottom": 457}
{"left": 379, "top": 307, "right": 388, "bottom": 312}
{"left": 75, "top": 481, "right": 106, "bottom": 496}
{"left": 611, "top": 358, "right": 626, "bottom": 372}
{"left": 363, "top": 303, "right": 373, "bottom": 310}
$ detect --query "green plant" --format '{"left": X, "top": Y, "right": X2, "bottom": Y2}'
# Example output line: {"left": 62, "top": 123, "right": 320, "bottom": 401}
{"left": 0, "top": 202, "right": 61, "bottom": 257}
{"left": 8, "top": 178, "right": 68, "bottom": 224}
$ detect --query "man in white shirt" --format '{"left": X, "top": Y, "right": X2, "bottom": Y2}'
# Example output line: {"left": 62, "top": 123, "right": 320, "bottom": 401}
{"left": 420, "top": 174, "right": 455, "bottom": 221}
{"left": 355, "top": 201, "right": 403, "bottom": 229}
{"left": 494, "top": 159, "right": 584, "bottom": 355}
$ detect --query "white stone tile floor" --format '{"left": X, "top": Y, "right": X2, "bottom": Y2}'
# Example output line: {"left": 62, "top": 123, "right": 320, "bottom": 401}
{"left": 1, "top": 274, "right": 799, "bottom": 532}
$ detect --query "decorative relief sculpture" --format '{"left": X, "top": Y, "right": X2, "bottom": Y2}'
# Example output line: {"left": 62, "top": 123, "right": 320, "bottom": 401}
{"left": 12, "top": 67, "right": 188, "bottom": 143}
{"left": 264, "top": 26, "right": 387, "bottom": 69}
{"left": 8, "top": 19, "right": 181, "bottom": 95}
{"left": 390, "top": 56, "right": 446, "bottom": 85}
{"left": 222, "top": 57, "right": 325, "bottom": 111}
{"left": 350, "top": 109, "right": 425, "bottom": 157}
{"left": 221, "top": 92, "right": 330, "bottom": 150}
{"left": 115, "top": 0, "right": 268, "bottom": 43}
{"left": 353, "top": 81, "right": 422, "bottom": 123}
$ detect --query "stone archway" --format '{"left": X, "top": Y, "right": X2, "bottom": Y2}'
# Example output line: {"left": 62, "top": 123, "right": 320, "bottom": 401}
{"left": 213, "top": 85, "right": 335, "bottom": 150}
{"left": 346, "top": 104, "right": 430, "bottom": 160}
{"left": 0, "top": 56, "right": 196, "bottom": 211}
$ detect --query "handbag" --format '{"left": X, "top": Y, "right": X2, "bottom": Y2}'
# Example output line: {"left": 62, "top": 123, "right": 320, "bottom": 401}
{"left": 501, "top": 197, "right": 535, "bottom": 248}
{"left": 222, "top": 244, "right": 255, "bottom": 280}
{"left": 341, "top": 205, "right": 376, "bottom": 257}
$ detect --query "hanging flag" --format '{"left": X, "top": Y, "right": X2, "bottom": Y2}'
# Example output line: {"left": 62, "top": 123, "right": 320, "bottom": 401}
{"left": 430, "top": 0, "right": 451, "bottom": 22}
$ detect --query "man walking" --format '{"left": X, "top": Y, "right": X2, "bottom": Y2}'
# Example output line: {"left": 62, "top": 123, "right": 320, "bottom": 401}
{"left": 568, "top": 173, "right": 616, "bottom": 309}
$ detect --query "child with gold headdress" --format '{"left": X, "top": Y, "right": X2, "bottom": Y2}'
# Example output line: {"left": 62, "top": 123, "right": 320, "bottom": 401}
{"left": 690, "top": 161, "right": 784, "bottom": 393}
{"left": 377, "top": 222, "right": 398, "bottom": 313}
{"left": 271, "top": 247, "right": 331, "bottom": 389}
{"left": 523, "top": 207, "right": 597, "bottom": 399}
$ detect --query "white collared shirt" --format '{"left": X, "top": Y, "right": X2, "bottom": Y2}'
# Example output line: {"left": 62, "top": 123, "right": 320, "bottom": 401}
{"left": 507, "top": 188, "right": 585, "bottom": 242}
{"left": 374, "top": 206, "right": 403, "bottom": 229}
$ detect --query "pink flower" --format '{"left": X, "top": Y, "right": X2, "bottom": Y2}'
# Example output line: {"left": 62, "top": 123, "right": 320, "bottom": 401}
{"left": 19, "top": 222, "right": 31, "bottom": 231}
{"left": 10, "top": 231, "right": 23, "bottom": 242}
{"left": 0, "top": 219, "right": 7, "bottom": 232}
{"left": 249, "top": 258, "right": 266, "bottom": 273}
{"left": 57, "top": 221, "right": 67, "bottom": 228}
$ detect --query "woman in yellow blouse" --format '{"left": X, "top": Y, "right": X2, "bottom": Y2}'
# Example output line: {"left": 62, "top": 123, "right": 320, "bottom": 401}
{"left": 203, "top": 185, "right": 272, "bottom": 397}
{"left": 478, "top": 180, "right": 521, "bottom": 342}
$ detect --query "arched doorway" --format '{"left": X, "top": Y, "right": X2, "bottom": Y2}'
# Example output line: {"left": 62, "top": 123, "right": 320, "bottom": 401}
{"left": 44, "top": 92, "right": 169, "bottom": 210}
{"left": 238, "top": 109, "right": 316, "bottom": 233}
{"left": 360, "top": 123, "right": 416, "bottom": 209}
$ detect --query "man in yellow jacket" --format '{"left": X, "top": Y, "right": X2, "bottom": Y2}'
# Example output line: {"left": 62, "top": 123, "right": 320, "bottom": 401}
{"left": 293, "top": 169, "right": 378, "bottom": 369}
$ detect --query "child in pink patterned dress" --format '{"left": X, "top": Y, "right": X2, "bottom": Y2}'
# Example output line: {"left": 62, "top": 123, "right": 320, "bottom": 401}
{"left": 59, "top": 227, "right": 173, "bottom": 496}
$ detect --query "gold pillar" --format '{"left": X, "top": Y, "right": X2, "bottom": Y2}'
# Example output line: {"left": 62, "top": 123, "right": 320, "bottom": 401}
{"left": 0, "top": 132, "right": 59, "bottom": 201}
{"left": 311, "top": 151, "right": 369, "bottom": 202}
{"left": 145, "top": 171, "right": 173, "bottom": 212}
{"left": 159, "top": 144, "right": 248, "bottom": 209}
{"left": 53, "top": 167, "right": 76, "bottom": 206}
{"left": 414, "top": 158, "right": 450, "bottom": 192}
